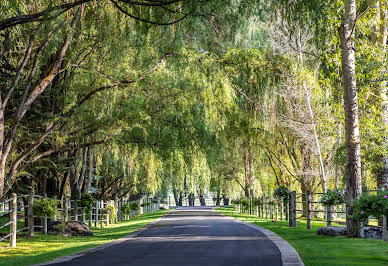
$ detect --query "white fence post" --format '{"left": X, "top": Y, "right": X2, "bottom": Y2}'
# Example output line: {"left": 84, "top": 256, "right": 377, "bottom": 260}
{"left": 10, "top": 193, "right": 17, "bottom": 247}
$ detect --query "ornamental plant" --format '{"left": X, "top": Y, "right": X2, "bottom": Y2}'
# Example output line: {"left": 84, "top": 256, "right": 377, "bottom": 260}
{"left": 352, "top": 191, "right": 388, "bottom": 224}
{"left": 130, "top": 202, "right": 140, "bottom": 211}
{"left": 240, "top": 198, "right": 249, "bottom": 211}
{"left": 319, "top": 189, "right": 345, "bottom": 207}
{"left": 231, "top": 199, "right": 241, "bottom": 205}
{"left": 121, "top": 203, "right": 131, "bottom": 215}
{"left": 141, "top": 202, "right": 151, "bottom": 207}
{"left": 33, "top": 198, "right": 58, "bottom": 218}
{"left": 101, "top": 204, "right": 116, "bottom": 223}
{"left": 273, "top": 185, "right": 290, "bottom": 202}
{"left": 80, "top": 193, "right": 95, "bottom": 213}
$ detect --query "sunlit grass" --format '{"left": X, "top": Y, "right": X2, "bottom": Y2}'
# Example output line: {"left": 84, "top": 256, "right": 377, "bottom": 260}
{"left": 217, "top": 206, "right": 388, "bottom": 266}
{"left": 0, "top": 210, "right": 168, "bottom": 266}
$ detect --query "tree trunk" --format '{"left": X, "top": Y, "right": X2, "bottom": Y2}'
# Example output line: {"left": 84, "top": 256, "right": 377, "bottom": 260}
{"left": 243, "top": 145, "right": 254, "bottom": 198}
{"left": 339, "top": 0, "right": 362, "bottom": 238}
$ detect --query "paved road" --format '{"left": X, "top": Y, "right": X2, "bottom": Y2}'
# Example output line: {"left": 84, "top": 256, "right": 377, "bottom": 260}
{"left": 48, "top": 207, "right": 282, "bottom": 266}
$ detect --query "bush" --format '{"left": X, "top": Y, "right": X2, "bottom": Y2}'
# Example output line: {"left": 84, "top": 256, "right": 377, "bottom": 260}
{"left": 130, "top": 202, "right": 140, "bottom": 211}
{"left": 274, "top": 185, "right": 290, "bottom": 202}
{"left": 33, "top": 198, "right": 58, "bottom": 218}
{"left": 240, "top": 198, "right": 249, "bottom": 211}
{"left": 141, "top": 202, "right": 151, "bottom": 207}
{"left": 267, "top": 199, "right": 278, "bottom": 206}
{"left": 101, "top": 204, "right": 116, "bottom": 223}
{"left": 231, "top": 199, "right": 241, "bottom": 205}
{"left": 151, "top": 199, "right": 159, "bottom": 204}
{"left": 319, "top": 189, "right": 345, "bottom": 207}
{"left": 352, "top": 191, "right": 388, "bottom": 224}
{"left": 121, "top": 203, "right": 131, "bottom": 215}
{"left": 80, "top": 193, "right": 95, "bottom": 212}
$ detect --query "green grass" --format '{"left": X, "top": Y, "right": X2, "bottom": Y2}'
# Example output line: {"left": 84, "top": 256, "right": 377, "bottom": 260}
{"left": 217, "top": 206, "right": 388, "bottom": 266}
{"left": 0, "top": 210, "right": 168, "bottom": 266}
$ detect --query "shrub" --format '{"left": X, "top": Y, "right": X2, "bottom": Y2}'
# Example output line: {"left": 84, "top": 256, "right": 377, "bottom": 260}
{"left": 101, "top": 204, "right": 116, "bottom": 223}
{"left": 130, "top": 202, "right": 140, "bottom": 211}
{"left": 33, "top": 198, "right": 58, "bottom": 218}
{"left": 121, "top": 203, "right": 131, "bottom": 215}
{"left": 273, "top": 185, "right": 290, "bottom": 202}
{"left": 151, "top": 199, "right": 159, "bottom": 204}
{"left": 231, "top": 199, "right": 241, "bottom": 205}
{"left": 352, "top": 191, "right": 388, "bottom": 224}
{"left": 240, "top": 198, "right": 249, "bottom": 211}
{"left": 319, "top": 189, "right": 345, "bottom": 207}
{"left": 80, "top": 193, "right": 95, "bottom": 212}
{"left": 267, "top": 199, "right": 278, "bottom": 206}
{"left": 141, "top": 202, "right": 151, "bottom": 207}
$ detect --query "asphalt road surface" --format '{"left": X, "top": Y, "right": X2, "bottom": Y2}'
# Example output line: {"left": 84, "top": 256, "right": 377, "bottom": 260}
{"left": 48, "top": 207, "right": 282, "bottom": 266}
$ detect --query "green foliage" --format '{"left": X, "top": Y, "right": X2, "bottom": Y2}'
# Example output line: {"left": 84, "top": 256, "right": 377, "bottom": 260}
{"left": 101, "top": 205, "right": 116, "bottom": 223}
{"left": 140, "top": 202, "right": 151, "bottom": 207}
{"left": 80, "top": 193, "right": 95, "bottom": 213}
{"left": 130, "top": 202, "right": 140, "bottom": 211}
{"left": 240, "top": 198, "right": 249, "bottom": 211}
{"left": 151, "top": 199, "right": 159, "bottom": 204}
{"left": 319, "top": 189, "right": 345, "bottom": 207}
{"left": 33, "top": 198, "right": 58, "bottom": 218}
{"left": 352, "top": 191, "right": 388, "bottom": 224}
{"left": 121, "top": 203, "right": 131, "bottom": 215}
{"left": 273, "top": 185, "right": 290, "bottom": 202}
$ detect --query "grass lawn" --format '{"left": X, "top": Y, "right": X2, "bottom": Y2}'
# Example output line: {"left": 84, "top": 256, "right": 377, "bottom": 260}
{"left": 217, "top": 206, "right": 388, "bottom": 266}
{"left": 0, "top": 210, "right": 168, "bottom": 266}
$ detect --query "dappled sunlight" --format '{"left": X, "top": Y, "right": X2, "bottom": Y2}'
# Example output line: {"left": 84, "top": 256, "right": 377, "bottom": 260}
{"left": 0, "top": 211, "right": 168, "bottom": 265}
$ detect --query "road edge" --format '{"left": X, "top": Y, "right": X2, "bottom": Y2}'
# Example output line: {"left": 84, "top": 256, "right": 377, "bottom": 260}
{"left": 215, "top": 209, "right": 304, "bottom": 266}
{"left": 34, "top": 210, "right": 172, "bottom": 266}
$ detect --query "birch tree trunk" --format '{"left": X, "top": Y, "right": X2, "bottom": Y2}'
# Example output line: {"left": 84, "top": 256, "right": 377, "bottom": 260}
{"left": 339, "top": 0, "right": 362, "bottom": 238}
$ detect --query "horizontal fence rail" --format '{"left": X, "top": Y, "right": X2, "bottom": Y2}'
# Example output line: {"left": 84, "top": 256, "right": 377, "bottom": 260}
{"left": 235, "top": 189, "right": 388, "bottom": 241}
{"left": 0, "top": 193, "right": 162, "bottom": 248}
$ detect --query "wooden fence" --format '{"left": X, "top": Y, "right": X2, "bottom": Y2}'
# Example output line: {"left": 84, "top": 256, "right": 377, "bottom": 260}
{"left": 0, "top": 194, "right": 160, "bottom": 247}
{"left": 237, "top": 190, "right": 388, "bottom": 241}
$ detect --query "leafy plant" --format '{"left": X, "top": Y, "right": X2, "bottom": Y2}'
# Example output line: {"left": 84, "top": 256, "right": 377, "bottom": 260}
{"left": 352, "top": 191, "right": 388, "bottom": 224}
{"left": 273, "top": 185, "right": 290, "bottom": 202}
{"left": 121, "top": 203, "right": 131, "bottom": 215}
{"left": 141, "top": 202, "right": 151, "bottom": 207}
{"left": 240, "top": 198, "right": 249, "bottom": 211}
{"left": 130, "top": 202, "right": 140, "bottom": 211}
{"left": 319, "top": 189, "right": 345, "bottom": 207}
{"left": 80, "top": 193, "right": 95, "bottom": 213}
{"left": 231, "top": 199, "right": 241, "bottom": 205}
{"left": 33, "top": 198, "right": 58, "bottom": 218}
{"left": 151, "top": 199, "right": 159, "bottom": 204}
{"left": 101, "top": 204, "right": 116, "bottom": 223}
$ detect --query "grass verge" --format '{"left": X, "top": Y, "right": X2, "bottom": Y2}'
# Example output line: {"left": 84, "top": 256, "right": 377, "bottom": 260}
{"left": 216, "top": 206, "right": 388, "bottom": 266}
{"left": 0, "top": 210, "right": 168, "bottom": 266}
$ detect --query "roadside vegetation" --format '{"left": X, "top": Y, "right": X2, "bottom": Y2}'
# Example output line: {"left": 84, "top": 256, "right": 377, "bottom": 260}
{"left": 0, "top": 210, "right": 167, "bottom": 266}
{"left": 217, "top": 207, "right": 388, "bottom": 266}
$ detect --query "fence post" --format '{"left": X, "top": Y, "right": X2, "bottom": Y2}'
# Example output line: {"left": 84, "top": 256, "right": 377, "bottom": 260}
{"left": 100, "top": 200, "right": 104, "bottom": 228}
{"left": 27, "top": 193, "right": 34, "bottom": 237}
{"left": 94, "top": 200, "right": 98, "bottom": 227}
{"left": 289, "top": 191, "right": 296, "bottom": 227}
{"left": 64, "top": 198, "right": 69, "bottom": 222}
{"left": 306, "top": 190, "right": 311, "bottom": 230}
{"left": 10, "top": 193, "right": 17, "bottom": 247}
{"left": 326, "top": 206, "right": 332, "bottom": 226}
{"left": 383, "top": 215, "right": 388, "bottom": 242}
{"left": 82, "top": 207, "right": 86, "bottom": 223}
{"left": 89, "top": 206, "right": 92, "bottom": 227}
{"left": 280, "top": 200, "right": 283, "bottom": 221}
{"left": 43, "top": 193, "right": 48, "bottom": 234}
{"left": 74, "top": 200, "right": 79, "bottom": 221}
